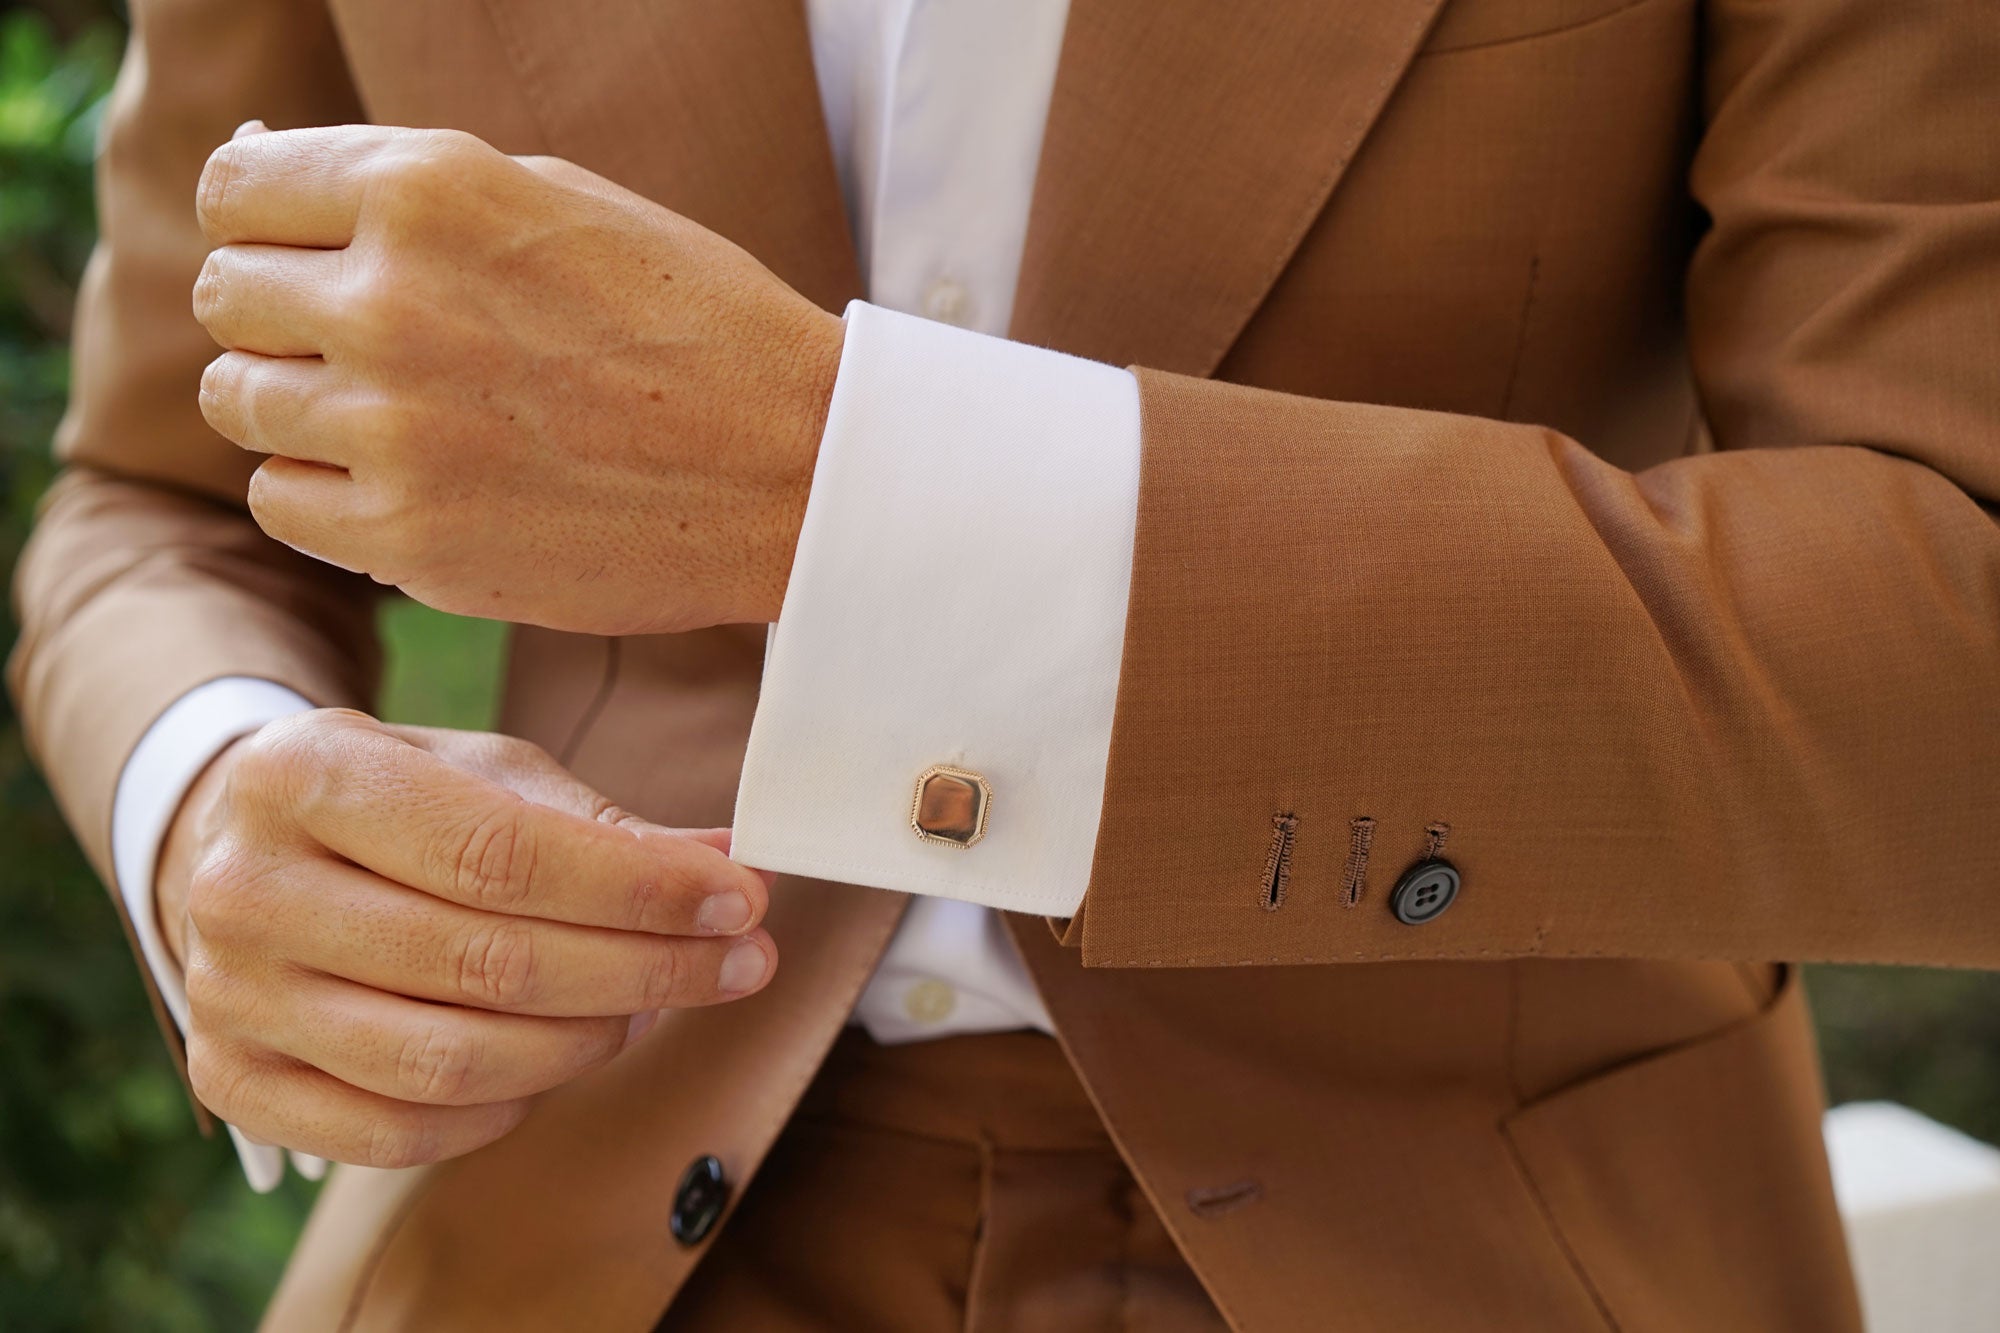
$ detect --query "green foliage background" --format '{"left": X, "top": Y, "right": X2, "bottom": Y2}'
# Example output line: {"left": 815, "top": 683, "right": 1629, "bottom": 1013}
{"left": 0, "top": 6, "right": 503, "bottom": 1327}
{"left": 0, "top": 5, "right": 1993, "bottom": 1329}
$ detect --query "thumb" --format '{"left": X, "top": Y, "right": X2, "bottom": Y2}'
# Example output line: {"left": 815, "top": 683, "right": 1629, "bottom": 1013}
{"left": 679, "top": 827, "right": 781, "bottom": 893}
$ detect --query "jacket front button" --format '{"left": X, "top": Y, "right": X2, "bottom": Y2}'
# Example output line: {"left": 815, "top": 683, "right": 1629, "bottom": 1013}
{"left": 1389, "top": 859, "right": 1459, "bottom": 925}
{"left": 670, "top": 1154, "right": 730, "bottom": 1247}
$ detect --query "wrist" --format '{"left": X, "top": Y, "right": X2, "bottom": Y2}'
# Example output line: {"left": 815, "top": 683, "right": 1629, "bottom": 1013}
{"left": 745, "top": 306, "right": 844, "bottom": 624}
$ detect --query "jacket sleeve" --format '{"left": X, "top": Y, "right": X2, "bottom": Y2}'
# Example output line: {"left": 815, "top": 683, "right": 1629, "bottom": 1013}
{"left": 6, "top": 0, "right": 380, "bottom": 1097}
{"left": 1069, "top": 0, "right": 2000, "bottom": 969}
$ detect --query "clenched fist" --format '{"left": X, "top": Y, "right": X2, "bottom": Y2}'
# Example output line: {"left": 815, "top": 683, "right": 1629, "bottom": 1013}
{"left": 157, "top": 710, "right": 776, "bottom": 1169}
{"left": 192, "top": 122, "right": 843, "bottom": 635}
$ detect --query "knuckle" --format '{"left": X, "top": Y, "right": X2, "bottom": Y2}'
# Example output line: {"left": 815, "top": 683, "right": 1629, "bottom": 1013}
{"left": 452, "top": 805, "right": 536, "bottom": 911}
{"left": 308, "top": 706, "right": 385, "bottom": 738}
{"left": 417, "top": 127, "right": 485, "bottom": 167}
{"left": 233, "top": 711, "right": 396, "bottom": 840}
{"left": 361, "top": 1111, "right": 441, "bottom": 1170}
{"left": 637, "top": 941, "right": 688, "bottom": 1008}
{"left": 363, "top": 524, "right": 425, "bottom": 591}
{"left": 219, "top": 743, "right": 279, "bottom": 815}
{"left": 199, "top": 351, "right": 241, "bottom": 402}
{"left": 235, "top": 711, "right": 322, "bottom": 780}
{"left": 395, "top": 1022, "right": 478, "bottom": 1104}
{"left": 181, "top": 951, "right": 233, "bottom": 1027}
{"left": 453, "top": 919, "right": 538, "bottom": 1008}
{"left": 192, "top": 253, "right": 228, "bottom": 326}
{"left": 626, "top": 860, "right": 698, "bottom": 934}
{"left": 184, "top": 1035, "right": 225, "bottom": 1105}
{"left": 244, "top": 462, "right": 291, "bottom": 539}
{"left": 185, "top": 1035, "right": 253, "bottom": 1120}
{"left": 363, "top": 482, "right": 437, "bottom": 565}
{"left": 591, "top": 798, "right": 643, "bottom": 830}
{"left": 346, "top": 271, "right": 414, "bottom": 347}
{"left": 258, "top": 710, "right": 374, "bottom": 815}
{"left": 181, "top": 950, "right": 219, "bottom": 1008}
{"left": 202, "top": 358, "right": 256, "bottom": 443}
{"left": 377, "top": 130, "right": 482, "bottom": 210}
{"left": 185, "top": 843, "right": 262, "bottom": 937}
{"left": 351, "top": 393, "right": 414, "bottom": 458}
{"left": 196, "top": 143, "right": 242, "bottom": 236}
{"left": 491, "top": 733, "right": 553, "bottom": 771}
{"left": 587, "top": 1014, "right": 633, "bottom": 1066}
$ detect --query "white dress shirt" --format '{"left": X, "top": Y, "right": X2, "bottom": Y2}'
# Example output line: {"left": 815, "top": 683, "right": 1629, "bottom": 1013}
{"left": 113, "top": 0, "right": 1141, "bottom": 1187}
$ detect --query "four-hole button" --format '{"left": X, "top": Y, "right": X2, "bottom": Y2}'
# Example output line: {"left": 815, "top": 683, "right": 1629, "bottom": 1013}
{"left": 1389, "top": 859, "right": 1459, "bottom": 926}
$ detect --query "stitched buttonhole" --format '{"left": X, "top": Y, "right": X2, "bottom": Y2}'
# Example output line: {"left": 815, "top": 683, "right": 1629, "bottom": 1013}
{"left": 1262, "top": 813, "right": 1299, "bottom": 911}
{"left": 1424, "top": 821, "right": 1451, "bottom": 861}
{"left": 1187, "top": 1179, "right": 1264, "bottom": 1219}
{"left": 1341, "top": 816, "right": 1377, "bottom": 908}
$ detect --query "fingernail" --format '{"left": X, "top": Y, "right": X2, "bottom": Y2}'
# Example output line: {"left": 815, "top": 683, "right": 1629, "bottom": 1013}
{"left": 624, "top": 1009, "right": 659, "bottom": 1045}
{"left": 233, "top": 119, "right": 268, "bottom": 139}
{"left": 718, "top": 940, "right": 768, "bottom": 995}
{"left": 696, "top": 891, "right": 751, "bottom": 934}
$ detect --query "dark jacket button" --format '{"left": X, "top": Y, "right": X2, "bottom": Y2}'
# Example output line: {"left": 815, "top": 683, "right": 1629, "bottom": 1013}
{"left": 670, "top": 1154, "right": 730, "bottom": 1247}
{"left": 1389, "top": 859, "right": 1459, "bottom": 925}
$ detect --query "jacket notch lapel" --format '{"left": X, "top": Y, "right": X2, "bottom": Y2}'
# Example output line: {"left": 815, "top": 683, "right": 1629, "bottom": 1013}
{"left": 1010, "top": 0, "right": 1453, "bottom": 375}
{"left": 477, "top": 0, "right": 862, "bottom": 312}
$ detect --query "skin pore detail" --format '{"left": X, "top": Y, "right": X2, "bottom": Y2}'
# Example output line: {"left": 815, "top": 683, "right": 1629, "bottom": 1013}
{"left": 194, "top": 123, "right": 843, "bottom": 640}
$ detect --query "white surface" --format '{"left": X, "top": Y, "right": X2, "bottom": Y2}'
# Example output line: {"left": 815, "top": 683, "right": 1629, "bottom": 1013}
{"left": 797, "top": 0, "right": 1128, "bottom": 1041}
{"left": 733, "top": 301, "right": 1139, "bottom": 919}
{"left": 858, "top": 894, "right": 1055, "bottom": 1044}
{"left": 807, "top": 0, "right": 1071, "bottom": 333}
{"left": 1825, "top": 1102, "right": 2000, "bottom": 1332}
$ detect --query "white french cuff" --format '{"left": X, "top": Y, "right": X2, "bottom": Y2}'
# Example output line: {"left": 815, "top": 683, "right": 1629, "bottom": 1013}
{"left": 732, "top": 300, "right": 1141, "bottom": 918}
{"left": 111, "top": 676, "right": 325, "bottom": 1192}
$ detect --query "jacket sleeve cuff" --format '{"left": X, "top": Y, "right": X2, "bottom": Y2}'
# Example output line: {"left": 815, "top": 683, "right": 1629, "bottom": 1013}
{"left": 731, "top": 301, "right": 1140, "bottom": 918}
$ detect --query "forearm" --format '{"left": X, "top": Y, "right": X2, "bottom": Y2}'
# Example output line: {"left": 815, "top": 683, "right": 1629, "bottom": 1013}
{"left": 1070, "top": 373, "right": 2000, "bottom": 968}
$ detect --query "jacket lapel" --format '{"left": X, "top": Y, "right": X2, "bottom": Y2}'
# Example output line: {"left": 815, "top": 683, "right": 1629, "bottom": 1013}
{"left": 477, "top": 0, "right": 862, "bottom": 312}
{"left": 1010, "top": 0, "right": 1452, "bottom": 375}
{"left": 478, "top": 0, "right": 1448, "bottom": 371}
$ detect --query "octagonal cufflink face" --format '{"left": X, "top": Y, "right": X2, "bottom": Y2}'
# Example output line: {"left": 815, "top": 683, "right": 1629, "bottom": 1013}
{"left": 912, "top": 766, "right": 991, "bottom": 848}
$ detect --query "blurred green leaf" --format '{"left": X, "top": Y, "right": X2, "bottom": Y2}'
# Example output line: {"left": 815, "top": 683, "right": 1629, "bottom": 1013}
{"left": 0, "top": 18, "right": 517, "bottom": 1326}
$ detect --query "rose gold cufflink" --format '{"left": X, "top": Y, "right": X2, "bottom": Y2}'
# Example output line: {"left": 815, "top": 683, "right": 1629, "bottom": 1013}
{"left": 911, "top": 766, "right": 991, "bottom": 848}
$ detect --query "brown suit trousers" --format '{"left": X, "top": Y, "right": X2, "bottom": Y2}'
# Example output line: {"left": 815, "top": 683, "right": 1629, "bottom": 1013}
{"left": 13, "top": 0, "right": 2000, "bottom": 1327}
{"left": 666, "top": 1030, "right": 1227, "bottom": 1331}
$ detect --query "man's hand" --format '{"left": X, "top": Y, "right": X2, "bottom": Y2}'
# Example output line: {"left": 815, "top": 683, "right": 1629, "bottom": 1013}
{"left": 156, "top": 709, "right": 776, "bottom": 1169}
{"left": 191, "top": 123, "right": 844, "bottom": 635}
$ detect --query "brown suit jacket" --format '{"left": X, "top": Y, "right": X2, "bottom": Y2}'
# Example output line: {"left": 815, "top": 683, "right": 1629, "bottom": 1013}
{"left": 13, "top": 0, "right": 1999, "bottom": 1327}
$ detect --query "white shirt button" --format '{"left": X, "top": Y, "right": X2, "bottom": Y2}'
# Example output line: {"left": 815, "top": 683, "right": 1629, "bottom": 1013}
{"left": 922, "top": 276, "right": 972, "bottom": 327}
{"left": 902, "top": 978, "right": 958, "bottom": 1025}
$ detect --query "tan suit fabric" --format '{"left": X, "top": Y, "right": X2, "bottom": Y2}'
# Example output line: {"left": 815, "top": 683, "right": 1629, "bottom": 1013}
{"left": 14, "top": 0, "right": 1999, "bottom": 1327}
{"left": 664, "top": 1030, "right": 1227, "bottom": 1331}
